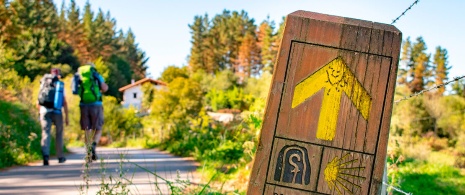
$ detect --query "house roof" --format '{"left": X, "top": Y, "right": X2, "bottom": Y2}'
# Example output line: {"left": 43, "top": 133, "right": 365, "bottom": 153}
{"left": 118, "top": 78, "right": 167, "bottom": 92}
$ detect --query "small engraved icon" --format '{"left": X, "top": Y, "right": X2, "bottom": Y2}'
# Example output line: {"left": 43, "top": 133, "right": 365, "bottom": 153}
{"left": 274, "top": 145, "right": 310, "bottom": 185}
{"left": 324, "top": 153, "right": 366, "bottom": 194}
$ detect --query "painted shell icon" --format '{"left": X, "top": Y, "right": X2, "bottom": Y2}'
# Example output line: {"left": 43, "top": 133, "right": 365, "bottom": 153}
{"left": 324, "top": 153, "right": 366, "bottom": 194}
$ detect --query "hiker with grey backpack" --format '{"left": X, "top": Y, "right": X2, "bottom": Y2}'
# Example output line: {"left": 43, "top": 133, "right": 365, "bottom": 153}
{"left": 72, "top": 63, "right": 108, "bottom": 162}
{"left": 37, "top": 68, "right": 68, "bottom": 166}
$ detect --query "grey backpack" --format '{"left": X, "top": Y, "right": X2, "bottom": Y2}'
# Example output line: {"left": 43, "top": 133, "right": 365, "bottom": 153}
{"left": 38, "top": 74, "right": 58, "bottom": 108}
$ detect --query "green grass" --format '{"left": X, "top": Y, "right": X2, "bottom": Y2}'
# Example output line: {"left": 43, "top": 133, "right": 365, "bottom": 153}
{"left": 390, "top": 160, "right": 465, "bottom": 195}
{"left": 428, "top": 151, "right": 456, "bottom": 166}
{"left": 0, "top": 100, "right": 42, "bottom": 168}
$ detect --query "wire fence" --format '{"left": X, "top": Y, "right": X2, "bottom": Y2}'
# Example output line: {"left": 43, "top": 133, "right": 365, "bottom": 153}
{"left": 394, "top": 75, "right": 465, "bottom": 104}
{"left": 391, "top": 0, "right": 420, "bottom": 24}
{"left": 383, "top": 182, "right": 413, "bottom": 195}
{"left": 385, "top": 1, "right": 435, "bottom": 194}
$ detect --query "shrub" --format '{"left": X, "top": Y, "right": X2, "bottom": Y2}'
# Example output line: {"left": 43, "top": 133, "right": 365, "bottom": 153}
{"left": 454, "top": 149, "right": 465, "bottom": 168}
{"left": 203, "top": 140, "right": 244, "bottom": 164}
{"left": 426, "top": 136, "right": 449, "bottom": 151}
{"left": 0, "top": 101, "right": 42, "bottom": 168}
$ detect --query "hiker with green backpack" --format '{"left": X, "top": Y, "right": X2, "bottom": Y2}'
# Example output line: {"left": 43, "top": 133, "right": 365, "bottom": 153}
{"left": 72, "top": 63, "right": 108, "bottom": 162}
{"left": 37, "top": 68, "right": 68, "bottom": 166}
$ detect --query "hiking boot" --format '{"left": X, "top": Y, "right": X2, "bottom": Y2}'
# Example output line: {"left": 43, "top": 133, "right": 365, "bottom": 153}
{"left": 91, "top": 142, "right": 97, "bottom": 161}
{"left": 43, "top": 155, "right": 49, "bottom": 166}
{"left": 58, "top": 157, "right": 66, "bottom": 163}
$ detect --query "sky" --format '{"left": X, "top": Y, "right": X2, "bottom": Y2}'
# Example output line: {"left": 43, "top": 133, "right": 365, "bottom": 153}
{"left": 55, "top": 0, "right": 465, "bottom": 80}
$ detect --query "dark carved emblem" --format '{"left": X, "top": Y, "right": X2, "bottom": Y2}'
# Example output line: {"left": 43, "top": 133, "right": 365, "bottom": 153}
{"left": 274, "top": 145, "right": 310, "bottom": 185}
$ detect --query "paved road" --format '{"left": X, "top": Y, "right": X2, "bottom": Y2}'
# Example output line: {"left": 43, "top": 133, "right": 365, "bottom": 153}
{"left": 0, "top": 147, "right": 200, "bottom": 195}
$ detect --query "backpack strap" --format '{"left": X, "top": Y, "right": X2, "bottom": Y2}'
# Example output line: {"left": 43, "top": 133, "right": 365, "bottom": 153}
{"left": 90, "top": 77, "right": 98, "bottom": 101}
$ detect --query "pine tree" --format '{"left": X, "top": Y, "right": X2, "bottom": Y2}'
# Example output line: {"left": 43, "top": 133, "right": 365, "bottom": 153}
{"left": 201, "top": 10, "right": 257, "bottom": 74}
{"left": 203, "top": 15, "right": 224, "bottom": 73}
{"left": 407, "top": 37, "right": 430, "bottom": 93}
{"left": 227, "top": 10, "right": 256, "bottom": 73}
{"left": 7, "top": 0, "right": 66, "bottom": 79}
{"left": 0, "top": 0, "right": 13, "bottom": 43}
{"left": 87, "top": 9, "right": 114, "bottom": 61}
{"left": 236, "top": 32, "right": 259, "bottom": 79}
{"left": 121, "top": 29, "right": 148, "bottom": 80}
{"left": 257, "top": 17, "right": 275, "bottom": 74}
{"left": 63, "top": 0, "right": 89, "bottom": 63}
{"left": 270, "top": 16, "right": 285, "bottom": 73}
{"left": 82, "top": 1, "right": 93, "bottom": 37}
{"left": 433, "top": 46, "right": 449, "bottom": 96}
{"left": 410, "top": 52, "right": 429, "bottom": 93}
{"left": 398, "top": 37, "right": 411, "bottom": 85}
{"left": 188, "top": 14, "right": 209, "bottom": 73}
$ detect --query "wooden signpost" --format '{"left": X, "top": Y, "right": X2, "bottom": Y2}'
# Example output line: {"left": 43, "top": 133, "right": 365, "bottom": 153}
{"left": 247, "top": 11, "right": 401, "bottom": 195}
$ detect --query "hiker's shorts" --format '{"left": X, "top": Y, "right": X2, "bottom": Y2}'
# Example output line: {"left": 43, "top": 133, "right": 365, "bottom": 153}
{"left": 80, "top": 105, "right": 104, "bottom": 131}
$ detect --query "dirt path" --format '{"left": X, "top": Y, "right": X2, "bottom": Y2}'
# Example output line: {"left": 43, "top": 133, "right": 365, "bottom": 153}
{"left": 0, "top": 147, "right": 200, "bottom": 195}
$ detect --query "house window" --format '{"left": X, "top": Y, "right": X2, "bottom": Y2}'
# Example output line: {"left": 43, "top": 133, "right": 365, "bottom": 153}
{"left": 133, "top": 93, "right": 137, "bottom": 99}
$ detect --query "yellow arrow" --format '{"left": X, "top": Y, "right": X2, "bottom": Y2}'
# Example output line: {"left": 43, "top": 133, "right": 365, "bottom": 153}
{"left": 292, "top": 57, "right": 372, "bottom": 141}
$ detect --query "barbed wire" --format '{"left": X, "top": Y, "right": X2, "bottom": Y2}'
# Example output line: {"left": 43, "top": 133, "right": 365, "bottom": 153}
{"left": 394, "top": 75, "right": 465, "bottom": 104}
{"left": 391, "top": 0, "right": 420, "bottom": 24}
{"left": 383, "top": 182, "right": 413, "bottom": 195}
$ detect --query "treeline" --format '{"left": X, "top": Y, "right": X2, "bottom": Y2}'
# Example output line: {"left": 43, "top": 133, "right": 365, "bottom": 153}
{"left": 188, "top": 10, "right": 285, "bottom": 78}
{"left": 397, "top": 37, "right": 451, "bottom": 96}
{"left": 0, "top": 0, "right": 147, "bottom": 99}
{"left": 392, "top": 36, "right": 465, "bottom": 137}
{"left": 388, "top": 37, "right": 465, "bottom": 194}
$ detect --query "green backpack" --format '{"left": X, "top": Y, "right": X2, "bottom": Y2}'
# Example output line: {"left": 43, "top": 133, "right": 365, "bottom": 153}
{"left": 78, "top": 65, "right": 102, "bottom": 103}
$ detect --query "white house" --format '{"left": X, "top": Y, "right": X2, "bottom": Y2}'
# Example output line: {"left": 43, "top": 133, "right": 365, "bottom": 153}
{"left": 118, "top": 78, "right": 166, "bottom": 110}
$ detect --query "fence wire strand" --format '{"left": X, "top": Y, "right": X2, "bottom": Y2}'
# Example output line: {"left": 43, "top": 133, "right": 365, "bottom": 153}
{"left": 394, "top": 75, "right": 465, "bottom": 104}
{"left": 383, "top": 182, "right": 413, "bottom": 195}
{"left": 391, "top": 0, "right": 420, "bottom": 24}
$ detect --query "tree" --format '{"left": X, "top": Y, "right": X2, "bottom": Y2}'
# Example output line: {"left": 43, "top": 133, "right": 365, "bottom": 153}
{"left": 188, "top": 14, "right": 209, "bottom": 73}
{"left": 7, "top": 0, "right": 71, "bottom": 79}
{"left": 390, "top": 97, "right": 434, "bottom": 136}
{"left": 402, "top": 37, "right": 431, "bottom": 93}
{"left": 60, "top": 0, "right": 89, "bottom": 64}
{"left": 119, "top": 29, "right": 148, "bottom": 80}
{"left": 433, "top": 46, "right": 450, "bottom": 96}
{"left": 436, "top": 96, "right": 465, "bottom": 137}
{"left": 451, "top": 80, "right": 465, "bottom": 97}
{"left": 86, "top": 9, "right": 114, "bottom": 61}
{"left": 398, "top": 37, "right": 412, "bottom": 85}
{"left": 150, "top": 77, "right": 203, "bottom": 128}
{"left": 82, "top": 1, "right": 94, "bottom": 38}
{"left": 257, "top": 18, "right": 275, "bottom": 74}
{"left": 141, "top": 82, "right": 155, "bottom": 112}
{"left": 159, "top": 65, "right": 189, "bottom": 83}
{"left": 410, "top": 52, "right": 429, "bottom": 93}
{"left": 105, "top": 55, "right": 132, "bottom": 100}
{"left": 191, "top": 10, "right": 257, "bottom": 74}
{"left": 0, "top": 0, "right": 15, "bottom": 43}
{"left": 236, "top": 32, "right": 259, "bottom": 79}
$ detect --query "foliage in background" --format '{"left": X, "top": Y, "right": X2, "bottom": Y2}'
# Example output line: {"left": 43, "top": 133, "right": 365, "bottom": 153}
{"left": 386, "top": 36, "right": 465, "bottom": 195}
{"left": 2, "top": 3, "right": 465, "bottom": 194}
{"left": 0, "top": 100, "right": 42, "bottom": 168}
{"left": 146, "top": 62, "right": 271, "bottom": 193}
{"left": 187, "top": 10, "right": 285, "bottom": 76}
{"left": 1, "top": 0, "right": 148, "bottom": 101}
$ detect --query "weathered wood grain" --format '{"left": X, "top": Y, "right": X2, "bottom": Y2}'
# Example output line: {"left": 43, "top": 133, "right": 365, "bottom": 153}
{"left": 247, "top": 10, "right": 401, "bottom": 195}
